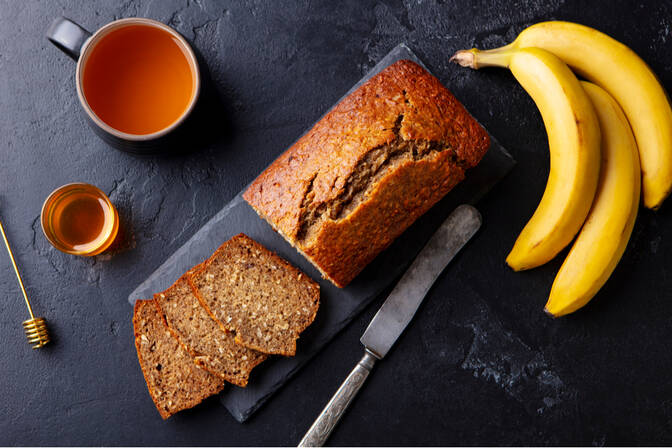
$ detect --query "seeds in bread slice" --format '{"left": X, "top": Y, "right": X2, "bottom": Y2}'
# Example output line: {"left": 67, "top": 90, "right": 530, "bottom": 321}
{"left": 154, "top": 275, "right": 267, "bottom": 387}
{"left": 133, "top": 299, "right": 225, "bottom": 419}
{"left": 189, "top": 233, "right": 320, "bottom": 356}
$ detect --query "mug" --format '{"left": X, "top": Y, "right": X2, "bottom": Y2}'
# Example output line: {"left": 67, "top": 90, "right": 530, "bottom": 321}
{"left": 46, "top": 17, "right": 201, "bottom": 154}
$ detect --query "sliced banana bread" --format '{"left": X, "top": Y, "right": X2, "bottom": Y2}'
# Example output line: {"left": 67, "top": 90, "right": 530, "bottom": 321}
{"left": 133, "top": 299, "right": 225, "bottom": 419}
{"left": 189, "top": 234, "right": 320, "bottom": 356}
{"left": 154, "top": 275, "right": 267, "bottom": 387}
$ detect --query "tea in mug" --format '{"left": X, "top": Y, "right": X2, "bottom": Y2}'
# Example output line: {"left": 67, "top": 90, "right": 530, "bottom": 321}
{"left": 81, "top": 23, "right": 196, "bottom": 135}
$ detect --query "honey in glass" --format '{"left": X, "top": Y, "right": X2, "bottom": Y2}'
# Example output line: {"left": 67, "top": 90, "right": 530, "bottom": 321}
{"left": 41, "top": 183, "right": 119, "bottom": 256}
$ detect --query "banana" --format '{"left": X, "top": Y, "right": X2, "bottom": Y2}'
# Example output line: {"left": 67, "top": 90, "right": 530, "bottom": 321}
{"left": 451, "top": 47, "right": 601, "bottom": 270}
{"left": 452, "top": 21, "right": 672, "bottom": 210}
{"left": 546, "top": 82, "right": 640, "bottom": 317}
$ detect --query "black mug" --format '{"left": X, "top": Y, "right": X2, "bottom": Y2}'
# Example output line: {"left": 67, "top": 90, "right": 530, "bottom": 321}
{"left": 46, "top": 17, "right": 201, "bottom": 154}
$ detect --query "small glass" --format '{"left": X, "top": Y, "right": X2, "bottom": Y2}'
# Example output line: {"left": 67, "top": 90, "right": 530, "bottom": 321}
{"left": 41, "top": 183, "right": 119, "bottom": 256}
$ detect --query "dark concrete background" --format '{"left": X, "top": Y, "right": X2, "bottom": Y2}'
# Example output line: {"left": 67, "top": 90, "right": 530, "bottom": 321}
{"left": 1, "top": 0, "right": 671, "bottom": 445}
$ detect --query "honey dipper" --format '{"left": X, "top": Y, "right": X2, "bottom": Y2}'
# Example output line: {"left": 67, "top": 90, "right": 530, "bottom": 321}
{"left": 0, "top": 216, "right": 50, "bottom": 348}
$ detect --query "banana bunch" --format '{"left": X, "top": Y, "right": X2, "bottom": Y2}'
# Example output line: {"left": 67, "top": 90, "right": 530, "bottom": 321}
{"left": 450, "top": 21, "right": 664, "bottom": 316}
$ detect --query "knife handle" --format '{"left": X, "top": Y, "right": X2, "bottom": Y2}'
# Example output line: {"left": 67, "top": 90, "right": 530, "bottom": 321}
{"left": 298, "top": 350, "right": 378, "bottom": 447}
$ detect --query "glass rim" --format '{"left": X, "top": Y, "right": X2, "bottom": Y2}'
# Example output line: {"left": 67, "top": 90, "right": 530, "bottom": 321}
{"left": 40, "top": 182, "right": 119, "bottom": 256}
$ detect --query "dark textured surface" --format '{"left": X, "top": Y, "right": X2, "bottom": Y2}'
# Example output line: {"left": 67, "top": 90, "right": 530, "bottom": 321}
{"left": 128, "top": 44, "right": 513, "bottom": 423}
{"left": 1, "top": 0, "right": 671, "bottom": 445}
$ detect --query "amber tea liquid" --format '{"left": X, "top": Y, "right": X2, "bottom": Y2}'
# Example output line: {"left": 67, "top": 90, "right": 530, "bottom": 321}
{"left": 81, "top": 23, "right": 196, "bottom": 135}
{"left": 41, "top": 184, "right": 119, "bottom": 256}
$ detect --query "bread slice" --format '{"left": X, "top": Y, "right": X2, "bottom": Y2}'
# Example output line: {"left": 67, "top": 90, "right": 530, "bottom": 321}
{"left": 154, "top": 275, "right": 267, "bottom": 387}
{"left": 133, "top": 299, "right": 225, "bottom": 419}
{"left": 189, "top": 234, "right": 320, "bottom": 356}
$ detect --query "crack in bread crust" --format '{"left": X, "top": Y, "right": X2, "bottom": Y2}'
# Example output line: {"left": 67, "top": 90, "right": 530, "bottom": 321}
{"left": 296, "top": 133, "right": 466, "bottom": 242}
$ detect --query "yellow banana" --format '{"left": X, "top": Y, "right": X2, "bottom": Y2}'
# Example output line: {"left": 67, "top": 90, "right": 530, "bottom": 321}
{"left": 546, "top": 82, "right": 640, "bottom": 317}
{"left": 452, "top": 21, "right": 672, "bottom": 210}
{"left": 450, "top": 47, "right": 601, "bottom": 270}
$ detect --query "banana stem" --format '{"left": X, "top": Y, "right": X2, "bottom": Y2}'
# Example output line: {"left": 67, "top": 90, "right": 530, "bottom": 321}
{"left": 450, "top": 43, "right": 517, "bottom": 69}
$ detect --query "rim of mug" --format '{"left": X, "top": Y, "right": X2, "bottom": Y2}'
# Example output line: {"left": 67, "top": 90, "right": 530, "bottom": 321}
{"left": 75, "top": 17, "right": 201, "bottom": 142}
{"left": 40, "top": 182, "right": 119, "bottom": 256}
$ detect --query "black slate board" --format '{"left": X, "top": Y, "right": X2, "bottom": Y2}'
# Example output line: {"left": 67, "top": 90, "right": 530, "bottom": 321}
{"left": 128, "top": 43, "right": 515, "bottom": 423}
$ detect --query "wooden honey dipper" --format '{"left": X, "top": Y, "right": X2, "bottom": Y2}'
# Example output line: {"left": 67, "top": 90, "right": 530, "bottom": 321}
{"left": 0, "top": 216, "right": 50, "bottom": 349}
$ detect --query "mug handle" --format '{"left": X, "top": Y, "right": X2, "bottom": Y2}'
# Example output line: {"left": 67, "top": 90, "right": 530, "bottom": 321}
{"left": 46, "top": 17, "right": 91, "bottom": 61}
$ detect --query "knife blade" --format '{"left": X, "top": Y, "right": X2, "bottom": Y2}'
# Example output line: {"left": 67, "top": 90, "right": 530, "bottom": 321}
{"left": 361, "top": 203, "right": 482, "bottom": 358}
{"left": 298, "top": 204, "right": 482, "bottom": 447}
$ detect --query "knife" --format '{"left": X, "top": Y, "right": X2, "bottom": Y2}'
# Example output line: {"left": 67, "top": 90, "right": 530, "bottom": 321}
{"left": 298, "top": 204, "right": 482, "bottom": 447}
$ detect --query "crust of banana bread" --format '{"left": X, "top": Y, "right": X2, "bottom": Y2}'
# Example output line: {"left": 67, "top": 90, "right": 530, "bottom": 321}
{"left": 243, "top": 59, "right": 489, "bottom": 287}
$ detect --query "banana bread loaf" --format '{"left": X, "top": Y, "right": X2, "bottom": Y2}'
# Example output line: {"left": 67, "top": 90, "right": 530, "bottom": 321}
{"left": 133, "top": 299, "right": 225, "bottom": 419}
{"left": 189, "top": 234, "right": 320, "bottom": 356}
{"left": 243, "top": 59, "right": 490, "bottom": 287}
{"left": 154, "top": 275, "right": 267, "bottom": 388}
